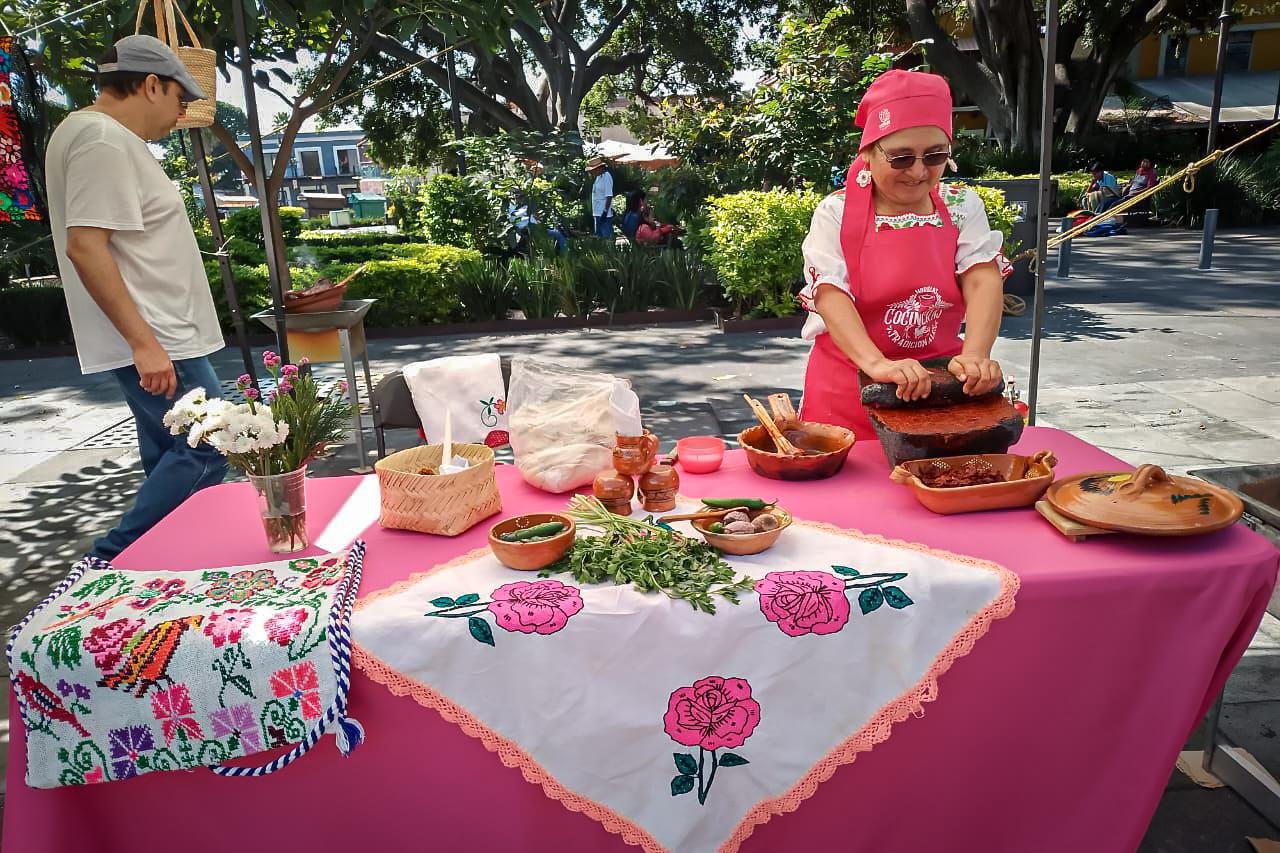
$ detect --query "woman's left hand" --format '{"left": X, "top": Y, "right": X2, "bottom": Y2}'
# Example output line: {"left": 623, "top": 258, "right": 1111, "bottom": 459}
{"left": 948, "top": 355, "right": 1003, "bottom": 396}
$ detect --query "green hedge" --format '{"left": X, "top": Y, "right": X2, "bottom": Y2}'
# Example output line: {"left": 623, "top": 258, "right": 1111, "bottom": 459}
{"left": 288, "top": 242, "right": 441, "bottom": 266}
{"left": 206, "top": 244, "right": 481, "bottom": 331}
{"left": 344, "top": 246, "right": 482, "bottom": 327}
{"left": 703, "top": 189, "right": 821, "bottom": 318}
{"left": 222, "top": 206, "right": 304, "bottom": 245}
{"left": 419, "top": 173, "right": 495, "bottom": 249}
{"left": 296, "top": 231, "right": 430, "bottom": 247}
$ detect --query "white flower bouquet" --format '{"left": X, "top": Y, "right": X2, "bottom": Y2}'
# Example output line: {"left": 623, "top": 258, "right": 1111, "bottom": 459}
{"left": 165, "top": 351, "right": 355, "bottom": 551}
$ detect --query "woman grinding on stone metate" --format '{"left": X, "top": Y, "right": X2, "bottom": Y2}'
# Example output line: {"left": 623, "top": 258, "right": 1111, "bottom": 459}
{"left": 797, "top": 69, "right": 1012, "bottom": 440}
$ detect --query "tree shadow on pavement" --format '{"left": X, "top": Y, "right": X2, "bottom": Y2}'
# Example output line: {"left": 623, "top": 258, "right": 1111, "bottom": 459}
{"left": 0, "top": 458, "right": 141, "bottom": 679}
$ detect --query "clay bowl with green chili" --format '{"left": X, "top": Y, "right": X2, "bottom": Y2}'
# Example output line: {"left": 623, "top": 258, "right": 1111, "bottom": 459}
{"left": 488, "top": 513, "right": 577, "bottom": 571}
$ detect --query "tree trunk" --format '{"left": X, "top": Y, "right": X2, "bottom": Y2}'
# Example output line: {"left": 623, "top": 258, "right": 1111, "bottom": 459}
{"left": 968, "top": 0, "right": 1042, "bottom": 152}
{"left": 904, "top": 0, "right": 1016, "bottom": 149}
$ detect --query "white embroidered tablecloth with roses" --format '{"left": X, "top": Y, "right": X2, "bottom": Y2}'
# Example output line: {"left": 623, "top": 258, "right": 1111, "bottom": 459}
{"left": 10, "top": 547, "right": 362, "bottom": 788}
{"left": 352, "top": 507, "right": 1017, "bottom": 853}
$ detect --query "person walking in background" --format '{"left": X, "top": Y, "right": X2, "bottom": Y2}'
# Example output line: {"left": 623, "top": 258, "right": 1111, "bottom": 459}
{"left": 45, "top": 35, "right": 227, "bottom": 560}
{"left": 588, "top": 156, "right": 615, "bottom": 238}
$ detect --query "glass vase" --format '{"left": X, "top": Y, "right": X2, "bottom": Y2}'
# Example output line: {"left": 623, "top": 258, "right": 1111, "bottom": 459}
{"left": 247, "top": 466, "right": 309, "bottom": 553}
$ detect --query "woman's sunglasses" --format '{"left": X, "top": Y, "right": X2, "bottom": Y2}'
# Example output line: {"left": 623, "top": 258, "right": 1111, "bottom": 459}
{"left": 875, "top": 143, "right": 951, "bottom": 170}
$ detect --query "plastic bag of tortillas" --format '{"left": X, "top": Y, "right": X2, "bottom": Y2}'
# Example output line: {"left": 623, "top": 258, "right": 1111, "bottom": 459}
{"left": 506, "top": 357, "right": 643, "bottom": 493}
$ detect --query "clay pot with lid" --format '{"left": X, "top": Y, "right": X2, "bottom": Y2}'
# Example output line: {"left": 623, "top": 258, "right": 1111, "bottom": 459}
{"left": 638, "top": 464, "right": 679, "bottom": 512}
{"left": 593, "top": 469, "right": 635, "bottom": 515}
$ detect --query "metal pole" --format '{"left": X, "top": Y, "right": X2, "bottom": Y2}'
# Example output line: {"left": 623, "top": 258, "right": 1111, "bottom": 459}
{"left": 1206, "top": 0, "right": 1233, "bottom": 154}
{"left": 189, "top": 129, "right": 257, "bottom": 386}
{"left": 446, "top": 51, "right": 466, "bottom": 177}
{"left": 1199, "top": 208, "right": 1219, "bottom": 269}
{"left": 1027, "top": 0, "right": 1058, "bottom": 426}
{"left": 1055, "top": 216, "right": 1072, "bottom": 278}
{"left": 1273, "top": 73, "right": 1279, "bottom": 121}
{"left": 233, "top": 0, "right": 290, "bottom": 364}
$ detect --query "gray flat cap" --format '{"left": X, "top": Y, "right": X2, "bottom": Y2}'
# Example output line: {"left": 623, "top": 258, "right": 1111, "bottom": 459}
{"left": 98, "top": 34, "right": 208, "bottom": 101}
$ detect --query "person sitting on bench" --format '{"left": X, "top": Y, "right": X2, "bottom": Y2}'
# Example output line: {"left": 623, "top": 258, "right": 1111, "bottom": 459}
{"left": 1081, "top": 162, "right": 1122, "bottom": 214}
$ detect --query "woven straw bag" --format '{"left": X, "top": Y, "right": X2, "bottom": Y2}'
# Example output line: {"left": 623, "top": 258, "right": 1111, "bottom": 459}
{"left": 376, "top": 444, "right": 503, "bottom": 536}
{"left": 135, "top": 0, "right": 216, "bottom": 129}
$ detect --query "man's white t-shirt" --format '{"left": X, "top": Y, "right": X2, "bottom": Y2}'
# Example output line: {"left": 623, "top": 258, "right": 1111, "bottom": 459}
{"left": 46, "top": 110, "right": 223, "bottom": 374}
{"left": 591, "top": 170, "right": 614, "bottom": 218}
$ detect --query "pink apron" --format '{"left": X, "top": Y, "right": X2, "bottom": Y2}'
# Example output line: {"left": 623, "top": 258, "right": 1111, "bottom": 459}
{"left": 800, "top": 169, "right": 966, "bottom": 440}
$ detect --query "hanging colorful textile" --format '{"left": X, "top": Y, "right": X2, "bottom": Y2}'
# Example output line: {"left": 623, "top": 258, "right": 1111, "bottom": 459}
{"left": 0, "top": 37, "right": 42, "bottom": 223}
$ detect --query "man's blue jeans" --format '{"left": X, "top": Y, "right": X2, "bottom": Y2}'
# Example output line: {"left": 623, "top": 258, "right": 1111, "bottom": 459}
{"left": 91, "top": 356, "right": 228, "bottom": 560}
{"left": 594, "top": 214, "right": 614, "bottom": 238}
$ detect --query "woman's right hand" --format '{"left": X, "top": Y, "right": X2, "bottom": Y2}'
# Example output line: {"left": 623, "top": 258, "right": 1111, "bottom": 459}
{"left": 864, "top": 357, "right": 932, "bottom": 401}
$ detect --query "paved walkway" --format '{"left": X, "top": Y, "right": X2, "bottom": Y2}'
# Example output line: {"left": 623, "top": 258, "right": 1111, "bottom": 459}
{"left": 1, "top": 227, "right": 1277, "bottom": 845}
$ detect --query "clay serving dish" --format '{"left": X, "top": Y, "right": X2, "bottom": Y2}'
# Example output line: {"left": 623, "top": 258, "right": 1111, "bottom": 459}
{"left": 890, "top": 450, "right": 1058, "bottom": 514}
{"left": 284, "top": 281, "right": 348, "bottom": 314}
{"left": 739, "top": 421, "right": 855, "bottom": 481}
{"left": 488, "top": 512, "right": 577, "bottom": 570}
{"left": 1045, "top": 465, "right": 1244, "bottom": 536}
{"left": 691, "top": 506, "right": 793, "bottom": 556}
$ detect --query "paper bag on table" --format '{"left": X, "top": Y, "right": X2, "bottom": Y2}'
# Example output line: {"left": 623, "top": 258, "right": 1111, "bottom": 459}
{"left": 507, "top": 357, "right": 642, "bottom": 493}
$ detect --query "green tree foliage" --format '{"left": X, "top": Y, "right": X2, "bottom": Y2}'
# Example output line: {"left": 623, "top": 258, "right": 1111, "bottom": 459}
{"left": 418, "top": 174, "right": 496, "bottom": 249}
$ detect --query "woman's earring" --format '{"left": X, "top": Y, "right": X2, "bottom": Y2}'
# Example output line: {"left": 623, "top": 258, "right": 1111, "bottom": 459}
{"left": 856, "top": 169, "right": 873, "bottom": 188}
{"left": 947, "top": 158, "right": 959, "bottom": 173}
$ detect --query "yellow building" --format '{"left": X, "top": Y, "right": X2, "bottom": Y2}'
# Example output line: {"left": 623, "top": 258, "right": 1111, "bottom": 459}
{"left": 1132, "top": 12, "right": 1280, "bottom": 78}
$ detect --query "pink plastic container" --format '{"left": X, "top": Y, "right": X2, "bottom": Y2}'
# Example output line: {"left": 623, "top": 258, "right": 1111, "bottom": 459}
{"left": 675, "top": 436, "right": 726, "bottom": 474}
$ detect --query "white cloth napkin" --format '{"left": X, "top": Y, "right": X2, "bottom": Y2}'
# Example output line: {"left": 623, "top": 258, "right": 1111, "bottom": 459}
{"left": 353, "top": 505, "right": 1017, "bottom": 853}
{"left": 402, "top": 354, "right": 508, "bottom": 446}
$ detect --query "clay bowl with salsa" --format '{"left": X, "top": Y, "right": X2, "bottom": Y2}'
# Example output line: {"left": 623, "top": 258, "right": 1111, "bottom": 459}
{"left": 889, "top": 450, "right": 1057, "bottom": 514}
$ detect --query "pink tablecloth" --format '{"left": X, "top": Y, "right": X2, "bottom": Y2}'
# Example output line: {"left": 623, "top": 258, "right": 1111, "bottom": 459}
{"left": 6, "top": 427, "right": 1277, "bottom": 853}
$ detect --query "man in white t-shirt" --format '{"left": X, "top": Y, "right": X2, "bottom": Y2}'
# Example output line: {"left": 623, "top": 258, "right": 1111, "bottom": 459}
{"left": 588, "top": 156, "right": 615, "bottom": 238}
{"left": 46, "top": 35, "right": 227, "bottom": 559}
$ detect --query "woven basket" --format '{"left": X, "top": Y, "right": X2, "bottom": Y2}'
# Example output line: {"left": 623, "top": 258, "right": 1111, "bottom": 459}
{"left": 135, "top": 0, "right": 217, "bottom": 129}
{"left": 376, "top": 444, "right": 502, "bottom": 536}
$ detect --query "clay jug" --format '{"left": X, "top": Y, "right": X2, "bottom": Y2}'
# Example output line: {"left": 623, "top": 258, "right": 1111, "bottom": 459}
{"left": 613, "top": 429, "right": 659, "bottom": 476}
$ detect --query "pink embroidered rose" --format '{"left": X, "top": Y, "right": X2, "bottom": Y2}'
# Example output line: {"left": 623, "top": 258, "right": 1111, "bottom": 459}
{"left": 203, "top": 608, "right": 255, "bottom": 648}
{"left": 486, "top": 579, "right": 583, "bottom": 635}
{"left": 83, "top": 766, "right": 105, "bottom": 784}
{"left": 755, "top": 571, "right": 850, "bottom": 637}
{"left": 151, "top": 684, "right": 204, "bottom": 743}
{"left": 128, "top": 578, "right": 186, "bottom": 610}
{"left": 271, "top": 661, "right": 322, "bottom": 719}
{"left": 265, "top": 608, "right": 309, "bottom": 646}
{"left": 83, "top": 617, "right": 145, "bottom": 672}
{"left": 664, "top": 676, "right": 761, "bottom": 751}
{"left": 301, "top": 557, "right": 344, "bottom": 590}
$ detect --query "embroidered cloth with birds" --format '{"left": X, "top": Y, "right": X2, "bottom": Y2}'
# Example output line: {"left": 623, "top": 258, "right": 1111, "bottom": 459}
{"left": 9, "top": 549, "right": 360, "bottom": 788}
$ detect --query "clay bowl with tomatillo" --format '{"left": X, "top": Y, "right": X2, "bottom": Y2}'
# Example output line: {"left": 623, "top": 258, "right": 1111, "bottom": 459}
{"left": 691, "top": 506, "right": 793, "bottom": 556}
